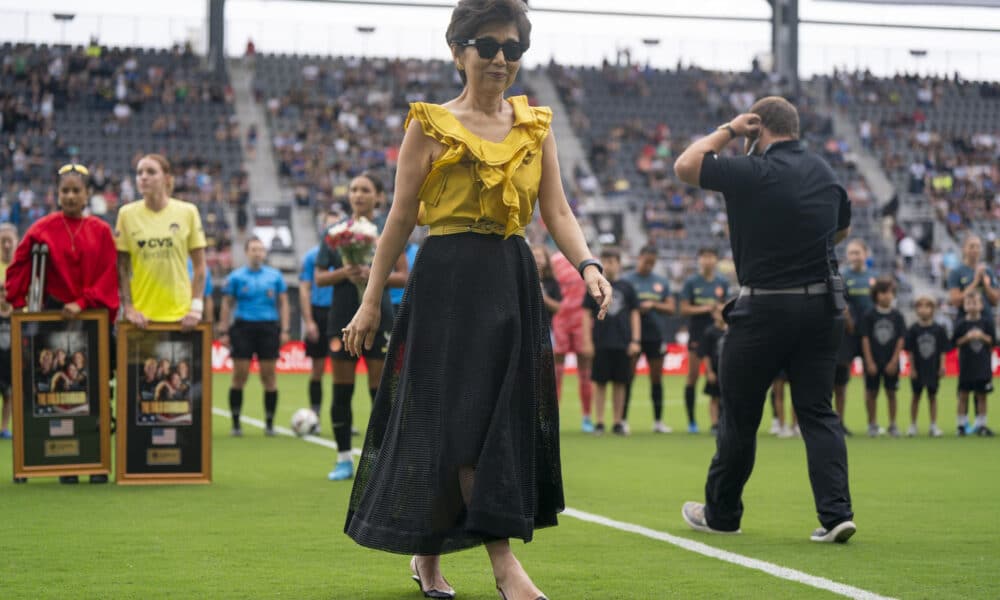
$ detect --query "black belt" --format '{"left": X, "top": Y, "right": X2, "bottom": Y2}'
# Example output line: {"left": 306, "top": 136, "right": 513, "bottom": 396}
{"left": 739, "top": 282, "right": 829, "bottom": 297}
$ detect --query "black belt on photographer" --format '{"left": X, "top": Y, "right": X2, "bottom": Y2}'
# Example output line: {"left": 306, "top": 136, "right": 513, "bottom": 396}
{"left": 739, "top": 282, "right": 829, "bottom": 297}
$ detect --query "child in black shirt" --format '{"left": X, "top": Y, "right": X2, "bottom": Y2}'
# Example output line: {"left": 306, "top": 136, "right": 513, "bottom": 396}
{"left": 861, "top": 278, "right": 906, "bottom": 437}
{"left": 953, "top": 291, "right": 995, "bottom": 437}
{"left": 582, "top": 248, "right": 640, "bottom": 436}
{"left": 904, "top": 295, "right": 949, "bottom": 437}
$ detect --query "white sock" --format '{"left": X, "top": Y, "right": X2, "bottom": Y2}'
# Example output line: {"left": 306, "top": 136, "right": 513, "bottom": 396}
{"left": 975, "top": 415, "right": 986, "bottom": 428}
{"left": 958, "top": 415, "right": 969, "bottom": 427}
{"left": 337, "top": 451, "right": 353, "bottom": 463}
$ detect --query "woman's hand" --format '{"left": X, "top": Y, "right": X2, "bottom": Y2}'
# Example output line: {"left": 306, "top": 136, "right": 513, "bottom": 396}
{"left": 584, "top": 266, "right": 613, "bottom": 320}
{"left": 61, "top": 302, "right": 82, "bottom": 320}
{"left": 180, "top": 310, "right": 201, "bottom": 331}
{"left": 124, "top": 305, "right": 149, "bottom": 329}
{"left": 342, "top": 300, "right": 382, "bottom": 357}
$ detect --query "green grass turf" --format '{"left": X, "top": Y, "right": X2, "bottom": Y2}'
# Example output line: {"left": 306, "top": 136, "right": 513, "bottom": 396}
{"left": 1, "top": 373, "right": 998, "bottom": 599}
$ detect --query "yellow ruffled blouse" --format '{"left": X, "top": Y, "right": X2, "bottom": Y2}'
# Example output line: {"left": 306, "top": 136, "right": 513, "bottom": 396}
{"left": 405, "top": 95, "right": 553, "bottom": 239}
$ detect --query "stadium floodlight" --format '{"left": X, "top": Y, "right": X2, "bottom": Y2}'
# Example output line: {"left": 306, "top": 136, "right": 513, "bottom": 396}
{"left": 52, "top": 13, "right": 75, "bottom": 45}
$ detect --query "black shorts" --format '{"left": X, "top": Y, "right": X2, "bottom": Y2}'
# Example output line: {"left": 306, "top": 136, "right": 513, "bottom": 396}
{"left": 864, "top": 372, "right": 899, "bottom": 392}
{"left": 304, "top": 305, "right": 332, "bottom": 359}
{"left": 230, "top": 320, "right": 281, "bottom": 360}
{"left": 703, "top": 380, "right": 721, "bottom": 398}
{"left": 329, "top": 329, "right": 390, "bottom": 362}
{"left": 0, "top": 348, "right": 10, "bottom": 390}
{"left": 911, "top": 378, "right": 940, "bottom": 397}
{"left": 837, "top": 333, "right": 861, "bottom": 365}
{"left": 834, "top": 363, "right": 851, "bottom": 386}
{"left": 591, "top": 348, "right": 632, "bottom": 384}
{"left": 958, "top": 379, "right": 993, "bottom": 394}
{"left": 640, "top": 341, "right": 665, "bottom": 360}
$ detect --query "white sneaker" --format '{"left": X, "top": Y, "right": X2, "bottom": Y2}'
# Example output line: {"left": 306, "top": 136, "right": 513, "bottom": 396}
{"left": 653, "top": 421, "right": 673, "bottom": 434}
{"left": 810, "top": 520, "right": 857, "bottom": 543}
{"left": 907, "top": 424, "right": 918, "bottom": 437}
{"left": 929, "top": 424, "right": 943, "bottom": 437}
{"left": 621, "top": 421, "right": 631, "bottom": 435}
{"left": 769, "top": 418, "right": 781, "bottom": 435}
{"left": 777, "top": 426, "right": 795, "bottom": 439}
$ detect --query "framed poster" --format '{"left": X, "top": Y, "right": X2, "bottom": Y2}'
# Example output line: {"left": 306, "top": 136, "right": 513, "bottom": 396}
{"left": 116, "top": 322, "right": 212, "bottom": 485}
{"left": 11, "top": 310, "right": 112, "bottom": 478}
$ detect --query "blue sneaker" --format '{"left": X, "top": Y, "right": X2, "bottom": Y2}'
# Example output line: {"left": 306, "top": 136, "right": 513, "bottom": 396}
{"left": 688, "top": 422, "right": 700, "bottom": 434}
{"left": 581, "top": 416, "right": 595, "bottom": 434}
{"left": 327, "top": 460, "right": 353, "bottom": 481}
{"left": 0, "top": 429, "right": 12, "bottom": 440}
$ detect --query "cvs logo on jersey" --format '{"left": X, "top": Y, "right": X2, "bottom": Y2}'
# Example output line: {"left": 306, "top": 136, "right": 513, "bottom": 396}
{"left": 137, "top": 238, "right": 174, "bottom": 249}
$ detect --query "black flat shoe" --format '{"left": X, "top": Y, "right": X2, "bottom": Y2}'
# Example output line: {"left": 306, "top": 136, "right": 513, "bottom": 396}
{"left": 496, "top": 583, "right": 547, "bottom": 600}
{"left": 410, "top": 557, "right": 455, "bottom": 599}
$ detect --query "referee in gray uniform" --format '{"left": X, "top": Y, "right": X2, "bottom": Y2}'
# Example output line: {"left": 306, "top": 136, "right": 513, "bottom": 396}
{"left": 674, "top": 97, "right": 856, "bottom": 543}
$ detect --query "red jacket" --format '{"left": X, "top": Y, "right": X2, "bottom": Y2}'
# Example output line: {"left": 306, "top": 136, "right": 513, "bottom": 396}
{"left": 5, "top": 213, "right": 120, "bottom": 313}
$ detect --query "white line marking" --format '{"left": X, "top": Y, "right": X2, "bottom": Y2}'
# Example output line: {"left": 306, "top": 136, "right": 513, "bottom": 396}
{"left": 212, "top": 407, "right": 894, "bottom": 599}
{"left": 563, "top": 508, "right": 895, "bottom": 600}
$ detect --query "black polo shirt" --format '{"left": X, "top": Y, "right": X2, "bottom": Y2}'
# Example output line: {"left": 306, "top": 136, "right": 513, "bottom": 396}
{"left": 699, "top": 140, "right": 850, "bottom": 288}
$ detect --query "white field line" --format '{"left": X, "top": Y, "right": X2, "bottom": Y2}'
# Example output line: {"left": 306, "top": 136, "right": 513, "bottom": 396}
{"left": 211, "top": 408, "right": 895, "bottom": 600}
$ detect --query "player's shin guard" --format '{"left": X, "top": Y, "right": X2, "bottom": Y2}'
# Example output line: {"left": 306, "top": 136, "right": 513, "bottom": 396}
{"left": 331, "top": 383, "right": 355, "bottom": 453}
{"left": 229, "top": 388, "right": 243, "bottom": 429}
{"left": 308, "top": 380, "right": 322, "bottom": 416}
{"left": 652, "top": 382, "right": 664, "bottom": 421}
{"left": 684, "top": 384, "right": 696, "bottom": 425}
{"left": 264, "top": 390, "right": 278, "bottom": 429}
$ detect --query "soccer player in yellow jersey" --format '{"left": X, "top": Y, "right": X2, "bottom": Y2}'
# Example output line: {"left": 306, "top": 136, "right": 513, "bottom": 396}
{"left": 115, "top": 154, "right": 207, "bottom": 329}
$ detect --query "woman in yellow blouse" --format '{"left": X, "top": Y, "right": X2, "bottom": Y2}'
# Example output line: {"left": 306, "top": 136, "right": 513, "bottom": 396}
{"left": 341, "top": 2, "right": 611, "bottom": 599}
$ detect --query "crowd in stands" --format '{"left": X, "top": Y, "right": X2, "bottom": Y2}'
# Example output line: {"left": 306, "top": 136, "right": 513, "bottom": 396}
{"left": 0, "top": 42, "right": 244, "bottom": 279}
{"left": 548, "top": 57, "right": 884, "bottom": 295}
{"left": 254, "top": 55, "right": 547, "bottom": 226}
{"left": 827, "top": 70, "right": 1000, "bottom": 280}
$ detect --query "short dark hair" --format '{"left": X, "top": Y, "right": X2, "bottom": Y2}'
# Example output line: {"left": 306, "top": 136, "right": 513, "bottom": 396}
{"left": 600, "top": 246, "right": 621, "bottom": 261}
{"left": 639, "top": 245, "right": 658, "bottom": 256}
{"left": 697, "top": 247, "right": 718, "bottom": 257}
{"left": 245, "top": 236, "right": 265, "bottom": 251}
{"left": 749, "top": 96, "right": 800, "bottom": 139}
{"left": 446, "top": 0, "right": 532, "bottom": 85}
{"left": 870, "top": 277, "right": 895, "bottom": 301}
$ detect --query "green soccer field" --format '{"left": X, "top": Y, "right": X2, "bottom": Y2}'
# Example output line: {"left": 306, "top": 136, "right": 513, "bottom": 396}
{"left": 2, "top": 373, "right": 998, "bottom": 599}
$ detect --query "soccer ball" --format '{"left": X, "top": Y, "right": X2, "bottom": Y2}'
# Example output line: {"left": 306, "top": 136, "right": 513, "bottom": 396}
{"left": 290, "top": 408, "right": 319, "bottom": 437}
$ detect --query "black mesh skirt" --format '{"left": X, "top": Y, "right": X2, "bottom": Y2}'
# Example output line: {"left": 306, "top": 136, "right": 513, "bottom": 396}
{"left": 344, "top": 232, "right": 563, "bottom": 555}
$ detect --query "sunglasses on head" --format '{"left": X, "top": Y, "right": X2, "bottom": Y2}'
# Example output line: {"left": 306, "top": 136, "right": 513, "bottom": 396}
{"left": 58, "top": 163, "right": 90, "bottom": 177}
{"left": 456, "top": 37, "right": 525, "bottom": 62}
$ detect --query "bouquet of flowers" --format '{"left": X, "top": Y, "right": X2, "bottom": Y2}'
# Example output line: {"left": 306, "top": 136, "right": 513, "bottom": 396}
{"left": 324, "top": 217, "right": 379, "bottom": 301}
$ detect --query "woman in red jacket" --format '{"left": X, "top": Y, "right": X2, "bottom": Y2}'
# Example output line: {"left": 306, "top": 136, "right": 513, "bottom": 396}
{"left": 5, "top": 164, "right": 120, "bottom": 317}
{"left": 5, "top": 163, "right": 120, "bottom": 484}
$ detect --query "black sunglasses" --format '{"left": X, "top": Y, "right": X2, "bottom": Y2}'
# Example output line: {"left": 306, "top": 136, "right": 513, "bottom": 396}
{"left": 456, "top": 37, "right": 526, "bottom": 62}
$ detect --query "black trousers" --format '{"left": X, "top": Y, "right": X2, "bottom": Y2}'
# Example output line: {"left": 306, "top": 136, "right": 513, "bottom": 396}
{"left": 704, "top": 293, "right": 853, "bottom": 531}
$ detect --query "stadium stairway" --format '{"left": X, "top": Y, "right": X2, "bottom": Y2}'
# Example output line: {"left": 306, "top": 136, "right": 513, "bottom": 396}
{"left": 522, "top": 68, "right": 642, "bottom": 248}
{"left": 229, "top": 59, "right": 304, "bottom": 275}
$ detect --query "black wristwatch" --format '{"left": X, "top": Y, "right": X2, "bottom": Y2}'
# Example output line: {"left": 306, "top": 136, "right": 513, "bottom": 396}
{"left": 577, "top": 258, "right": 604, "bottom": 279}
